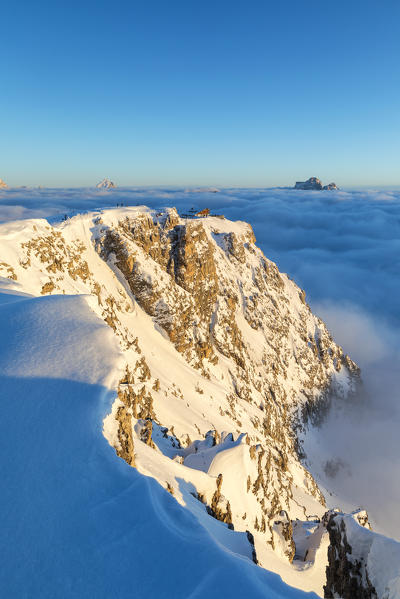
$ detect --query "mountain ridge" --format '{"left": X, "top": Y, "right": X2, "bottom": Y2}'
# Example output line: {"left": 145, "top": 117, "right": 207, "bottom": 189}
{"left": 1, "top": 205, "right": 395, "bottom": 597}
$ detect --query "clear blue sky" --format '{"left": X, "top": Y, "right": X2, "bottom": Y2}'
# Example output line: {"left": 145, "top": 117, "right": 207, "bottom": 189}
{"left": 1, "top": 0, "right": 400, "bottom": 187}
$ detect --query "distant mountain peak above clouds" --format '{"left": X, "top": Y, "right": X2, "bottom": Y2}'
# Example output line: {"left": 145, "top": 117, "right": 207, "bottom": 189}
{"left": 0, "top": 178, "right": 9, "bottom": 189}
{"left": 96, "top": 178, "right": 116, "bottom": 189}
{"left": 294, "top": 177, "right": 338, "bottom": 190}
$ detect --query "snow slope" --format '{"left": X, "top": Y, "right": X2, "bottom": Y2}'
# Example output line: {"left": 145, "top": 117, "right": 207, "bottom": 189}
{"left": 0, "top": 287, "right": 319, "bottom": 598}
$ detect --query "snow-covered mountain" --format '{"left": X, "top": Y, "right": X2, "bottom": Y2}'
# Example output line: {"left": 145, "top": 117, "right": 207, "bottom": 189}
{"left": 96, "top": 177, "right": 116, "bottom": 189}
{"left": 0, "top": 177, "right": 9, "bottom": 189}
{"left": 0, "top": 205, "right": 398, "bottom": 598}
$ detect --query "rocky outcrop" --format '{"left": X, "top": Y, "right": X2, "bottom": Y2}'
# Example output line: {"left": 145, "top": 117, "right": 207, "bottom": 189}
{"left": 295, "top": 177, "right": 323, "bottom": 190}
{"left": 324, "top": 511, "right": 377, "bottom": 599}
{"left": 272, "top": 510, "right": 296, "bottom": 562}
{"left": 116, "top": 405, "right": 136, "bottom": 467}
{"left": 101, "top": 211, "right": 219, "bottom": 368}
{"left": 322, "top": 507, "right": 400, "bottom": 599}
{"left": 294, "top": 177, "right": 339, "bottom": 191}
{"left": 0, "top": 261, "right": 17, "bottom": 280}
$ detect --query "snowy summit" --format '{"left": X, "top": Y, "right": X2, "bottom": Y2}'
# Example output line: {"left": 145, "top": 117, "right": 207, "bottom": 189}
{"left": 0, "top": 178, "right": 9, "bottom": 189}
{"left": 96, "top": 177, "right": 116, "bottom": 189}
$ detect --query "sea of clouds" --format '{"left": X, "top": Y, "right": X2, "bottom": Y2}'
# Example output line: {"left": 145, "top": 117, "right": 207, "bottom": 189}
{"left": 1, "top": 186, "right": 400, "bottom": 537}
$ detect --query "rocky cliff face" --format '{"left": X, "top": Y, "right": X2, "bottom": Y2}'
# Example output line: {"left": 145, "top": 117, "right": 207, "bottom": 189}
{"left": 323, "top": 510, "right": 400, "bottom": 599}
{"left": 294, "top": 177, "right": 338, "bottom": 190}
{"left": 100, "top": 208, "right": 357, "bottom": 402}
{"left": 0, "top": 206, "right": 361, "bottom": 595}
{"left": 324, "top": 511, "right": 376, "bottom": 599}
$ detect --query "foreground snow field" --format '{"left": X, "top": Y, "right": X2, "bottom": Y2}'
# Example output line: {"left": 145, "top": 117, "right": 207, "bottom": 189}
{"left": 0, "top": 289, "right": 317, "bottom": 598}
